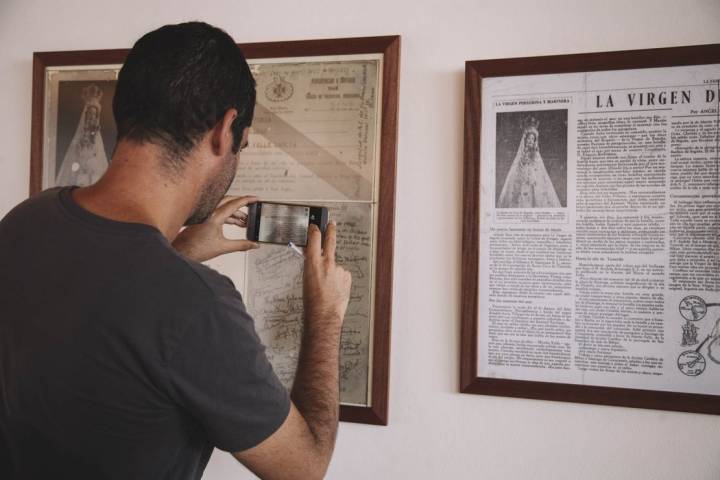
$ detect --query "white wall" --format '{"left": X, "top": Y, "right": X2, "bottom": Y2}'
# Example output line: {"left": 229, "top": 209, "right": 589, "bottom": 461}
{"left": 2, "top": 1, "right": 720, "bottom": 478}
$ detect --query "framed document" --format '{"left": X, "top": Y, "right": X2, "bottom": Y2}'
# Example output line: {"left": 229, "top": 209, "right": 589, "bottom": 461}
{"left": 461, "top": 44, "right": 720, "bottom": 415}
{"left": 31, "top": 35, "right": 399, "bottom": 425}
{"left": 235, "top": 37, "right": 399, "bottom": 425}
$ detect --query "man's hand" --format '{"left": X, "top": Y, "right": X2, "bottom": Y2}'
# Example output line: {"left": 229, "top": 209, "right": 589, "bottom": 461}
{"left": 303, "top": 222, "right": 352, "bottom": 331}
{"left": 172, "top": 196, "right": 259, "bottom": 263}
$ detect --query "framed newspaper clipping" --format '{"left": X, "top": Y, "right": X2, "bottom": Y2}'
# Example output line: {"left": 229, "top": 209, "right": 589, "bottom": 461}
{"left": 460, "top": 44, "right": 720, "bottom": 415}
{"left": 31, "top": 35, "right": 399, "bottom": 425}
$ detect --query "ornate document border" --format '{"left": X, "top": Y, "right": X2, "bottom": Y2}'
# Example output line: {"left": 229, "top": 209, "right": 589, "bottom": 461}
{"left": 30, "top": 35, "right": 399, "bottom": 425}
{"left": 460, "top": 44, "right": 720, "bottom": 415}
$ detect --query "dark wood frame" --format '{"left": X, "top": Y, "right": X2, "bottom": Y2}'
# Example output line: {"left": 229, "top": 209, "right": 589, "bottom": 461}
{"left": 31, "top": 35, "right": 400, "bottom": 425}
{"left": 461, "top": 44, "right": 720, "bottom": 415}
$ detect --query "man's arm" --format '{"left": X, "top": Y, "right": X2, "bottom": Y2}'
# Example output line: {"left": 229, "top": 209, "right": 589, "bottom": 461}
{"left": 233, "top": 222, "right": 351, "bottom": 479}
{"left": 171, "top": 198, "right": 350, "bottom": 479}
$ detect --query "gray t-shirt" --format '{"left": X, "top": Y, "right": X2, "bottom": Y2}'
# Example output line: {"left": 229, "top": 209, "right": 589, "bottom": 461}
{"left": 0, "top": 187, "right": 290, "bottom": 479}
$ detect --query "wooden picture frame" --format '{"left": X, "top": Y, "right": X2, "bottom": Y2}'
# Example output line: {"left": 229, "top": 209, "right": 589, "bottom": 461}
{"left": 31, "top": 35, "right": 399, "bottom": 425}
{"left": 239, "top": 36, "right": 399, "bottom": 426}
{"left": 30, "top": 49, "right": 127, "bottom": 194}
{"left": 461, "top": 44, "right": 720, "bottom": 415}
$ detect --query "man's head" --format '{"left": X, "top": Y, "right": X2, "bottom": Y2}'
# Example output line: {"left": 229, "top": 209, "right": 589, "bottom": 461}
{"left": 113, "top": 22, "right": 255, "bottom": 223}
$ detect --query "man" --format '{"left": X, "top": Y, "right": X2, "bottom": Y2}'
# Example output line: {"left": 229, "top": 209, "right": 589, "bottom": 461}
{"left": 0, "top": 22, "right": 351, "bottom": 479}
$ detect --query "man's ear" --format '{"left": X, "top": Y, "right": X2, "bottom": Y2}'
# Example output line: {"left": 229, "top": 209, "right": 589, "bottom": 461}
{"left": 210, "top": 108, "right": 238, "bottom": 156}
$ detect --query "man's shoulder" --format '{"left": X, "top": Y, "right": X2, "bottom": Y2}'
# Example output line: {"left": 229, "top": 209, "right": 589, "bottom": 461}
{"left": 14, "top": 187, "right": 62, "bottom": 209}
{"left": 0, "top": 188, "right": 62, "bottom": 227}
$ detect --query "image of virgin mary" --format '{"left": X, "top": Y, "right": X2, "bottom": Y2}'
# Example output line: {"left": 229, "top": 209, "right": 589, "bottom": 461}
{"left": 497, "top": 116, "right": 561, "bottom": 208}
{"left": 55, "top": 84, "right": 109, "bottom": 187}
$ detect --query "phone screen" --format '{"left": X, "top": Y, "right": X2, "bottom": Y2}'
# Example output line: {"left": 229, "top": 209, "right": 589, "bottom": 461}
{"left": 258, "top": 203, "right": 311, "bottom": 245}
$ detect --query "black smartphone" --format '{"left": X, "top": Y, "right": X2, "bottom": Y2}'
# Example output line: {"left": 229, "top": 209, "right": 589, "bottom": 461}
{"left": 246, "top": 202, "right": 329, "bottom": 247}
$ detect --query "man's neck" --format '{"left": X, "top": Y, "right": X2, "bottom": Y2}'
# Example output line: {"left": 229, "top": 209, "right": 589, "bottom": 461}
{"left": 72, "top": 141, "right": 200, "bottom": 241}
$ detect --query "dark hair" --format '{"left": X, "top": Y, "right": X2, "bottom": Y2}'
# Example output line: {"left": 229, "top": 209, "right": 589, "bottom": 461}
{"left": 113, "top": 22, "right": 255, "bottom": 170}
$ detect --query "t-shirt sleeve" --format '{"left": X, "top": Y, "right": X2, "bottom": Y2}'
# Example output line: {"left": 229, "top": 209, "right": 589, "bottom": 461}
{"left": 166, "top": 281, "right": 290, "bottom": 452}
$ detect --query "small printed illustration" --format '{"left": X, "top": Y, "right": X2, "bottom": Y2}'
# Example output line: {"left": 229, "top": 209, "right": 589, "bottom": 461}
{"left": 679, "top": 295, "right": 708, "bottom": 322}
{"left": 495, "top": 110, "right": 567, "bottom": 208}
{"left": 55, "top": 81, "right": 116, "bottom": 187}
{"left": 265, "top": 77, "right": 294, "bottom": 102}
{"left": 681, "top": 321, "right": 699, "bottom": 347}
{"left": 677, "top": 295, "right": 720, "bottom": 375}
{"left": 677, "top": 350, "right": 706, "bottom": 377}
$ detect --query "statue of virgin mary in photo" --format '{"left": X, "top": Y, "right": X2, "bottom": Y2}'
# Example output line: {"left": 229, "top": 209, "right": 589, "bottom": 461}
{"left": 497, "top": 116, "right": 561, "bottom": 208}
{"left": 55, "top": 84, "right": 109, "bottom": 187}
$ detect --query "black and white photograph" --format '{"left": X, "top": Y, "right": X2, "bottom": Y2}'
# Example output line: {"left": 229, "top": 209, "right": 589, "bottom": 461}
{"left": 495, "top": 109, "right": 567, "bottom": 208}
{"left": 54, "top": 79, "right": 117, "bottom": 187}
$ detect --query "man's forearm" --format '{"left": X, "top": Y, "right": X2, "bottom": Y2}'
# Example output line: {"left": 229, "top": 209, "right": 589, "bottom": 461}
{"left": 230, "top": 318, "right": 342, "bottom": 480}
{"left": 286, "top": 221, "right": 350, "bottom": 477}
{"left": 290, "top": 317, "right": 342, "bottom": 463}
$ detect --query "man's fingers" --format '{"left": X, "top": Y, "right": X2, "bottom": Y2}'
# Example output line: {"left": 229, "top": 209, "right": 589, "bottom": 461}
{"left": 323, "top": 221, "right": 337, "bottom": 261}
{"left": 224, "top": 239, "right": 260, "bottom": 252}
{"left": 212, "top": 196, "right": 258, "bottom": 223}
{"left": 216, "top": 196, "right": 236, "bottom": 208}
{"left": 224, "top": 217, "right": 247, "bottom": 227}
{"left": 225, "top": 211, "right": 248, "bottom": 226}
{"left": 342, "top": 269, "right": 353, "bottom": 290}
{"left": 215, "top": 195, "right": 243, "bottom": 212}
{"left": 305, "top": 224, "right": 322, "bottom": 261}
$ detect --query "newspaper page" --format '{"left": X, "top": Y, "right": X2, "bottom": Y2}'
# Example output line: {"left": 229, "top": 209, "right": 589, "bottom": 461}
{"left": 226, "top": 54, "right": 383, "bottom": 407}
{"left": 478, "top": 63, "right": 720, "bottom": 395}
